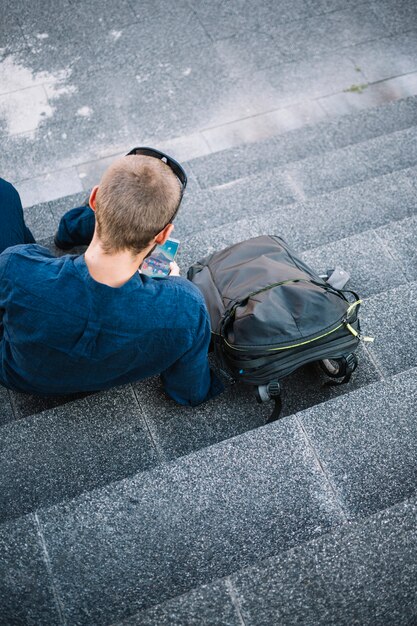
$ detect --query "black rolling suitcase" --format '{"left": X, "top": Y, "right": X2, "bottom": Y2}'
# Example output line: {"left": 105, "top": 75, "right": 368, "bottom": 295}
{"left": 188, "top": 235, "right": 374, "bottom": 421}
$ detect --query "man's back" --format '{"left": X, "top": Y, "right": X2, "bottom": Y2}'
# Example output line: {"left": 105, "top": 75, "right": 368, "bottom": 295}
{"left": 0, "top": 244, "right": 216, "bottom": 405}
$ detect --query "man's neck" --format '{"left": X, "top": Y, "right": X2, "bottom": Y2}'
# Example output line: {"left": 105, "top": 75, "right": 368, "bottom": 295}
{"left": 84, "top": 235, "right": 150, "bottom": 288}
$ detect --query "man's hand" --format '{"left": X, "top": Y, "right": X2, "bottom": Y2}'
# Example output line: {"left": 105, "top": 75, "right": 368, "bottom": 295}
{"left": 169, "top": 261, "right": 180, "bottom": 276}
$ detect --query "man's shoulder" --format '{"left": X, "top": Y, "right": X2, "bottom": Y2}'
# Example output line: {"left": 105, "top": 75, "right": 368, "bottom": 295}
{"left": 0, "top": 244, "right": 54, "bottom": 276}
{"left": 1, "top": 244, "right": 55, "bottom": 262}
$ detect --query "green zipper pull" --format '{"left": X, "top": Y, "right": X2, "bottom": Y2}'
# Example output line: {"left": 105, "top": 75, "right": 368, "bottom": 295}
{"left": 344, "top": 300, "right": 374, "bottom": 342}
{"left": 345, "top": 321, "right": 375, "bottom": 342}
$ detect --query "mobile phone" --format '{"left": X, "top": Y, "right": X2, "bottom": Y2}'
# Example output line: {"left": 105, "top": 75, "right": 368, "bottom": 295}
{"left": 140, "top": 238, "right": 180, "bottom": 277}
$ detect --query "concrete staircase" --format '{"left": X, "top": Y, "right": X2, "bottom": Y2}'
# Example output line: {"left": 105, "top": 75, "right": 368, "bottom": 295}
{"left": 1, "top": 96, "right": 416, "bottom": 625}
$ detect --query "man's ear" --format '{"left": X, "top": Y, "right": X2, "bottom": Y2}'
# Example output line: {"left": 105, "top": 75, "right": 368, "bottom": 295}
{"left": 89, "top": 185, "right": 99, "bottom": 212}
{"left": 154, "top": 223, "right": 174, "bottom": 245}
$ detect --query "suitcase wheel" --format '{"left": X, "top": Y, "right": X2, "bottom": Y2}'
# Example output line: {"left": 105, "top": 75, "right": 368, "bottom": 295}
{"left": 255, "top": 380, "right": 281, "bottom": 403}
{"left": 319, "top": 354, "right": 358, "bottom": 379}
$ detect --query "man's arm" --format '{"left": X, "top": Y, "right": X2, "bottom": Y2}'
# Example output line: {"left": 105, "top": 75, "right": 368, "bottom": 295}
{"left": 0, "top": 250, "right": 12, "bottom": 333}
{"left": 160, "top": 303, "right": 224, "bottom": 406}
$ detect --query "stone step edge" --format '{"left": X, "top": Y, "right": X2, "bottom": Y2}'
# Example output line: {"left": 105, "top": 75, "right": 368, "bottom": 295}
{"left": 195, "top": 124, "right": 417, "bottom": 198}
{"left": 25, "top": 129, "right": 417, "bottom": 247}
{"left": 187, "top": 102, "right": 417, "bottom": 189}
{"left": 179, "top": 208, "right": 416, "bottom": 268}
{"left": 22, "top": 96, "right": 417, "bottom": 211}
{"left": 184, "top": 93, "right": 417, "bottom": 166}
{"left": 111, "top": 491, "right": 417, "bottom": 625}
{"left": 3, "top": 365, "right": 415, "bottom": 533}
{"left": 175, "top": 170, "right": 416, "bottom": 266}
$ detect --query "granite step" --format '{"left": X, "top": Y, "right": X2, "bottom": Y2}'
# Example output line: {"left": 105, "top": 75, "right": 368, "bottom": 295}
{"left": 0, "top": 368, "right": 414, "bottom": 625}
{"left": 118, "top": 492, "right": 417, "bottom": 626}
{"left": 175, "top": 125, "right": 417, "bottom": 240}
{"left": 0, "top": 385, "right": 161, "bottom": 523}
{"left": 230, "top": 496, "right": 417, "bottom": 626}
{"left": 179, "top": 165, "right": 417, "bottom": 270}
{"left": 1, "top": 101, "right": 415, "bottom": 626}
{"left": 186, "top": 95, "right": 417, "bottom": 190}
{"left": 25, "top": 127, "right": 417, "bottom": 260}
{"left": 23, "top": 126, "right": 417, "bottom": 250}
{"left": 2, "top": 11, "right": 416, "bottom": 626}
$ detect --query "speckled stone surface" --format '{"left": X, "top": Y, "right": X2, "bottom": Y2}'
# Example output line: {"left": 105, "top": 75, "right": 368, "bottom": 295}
{"left": 131, "top": 342, "right": 380, "bottom": 462}
{"left": 188, "top": 96, "right": 417, "bottom": 189}
{"left": 22, "top": 202, "right": 56, "bottom": 239}
{"left": 246, "top": 51, "right": 363, "bottom": 113}
{"left": 37, "top": 418, "right": 344, "bottom": 625}
{"left": 1, "top": 5, "right": 417, "bottom": 623}
{"left": 188, "top": 129, "right": 325, "bottom": 190}
{"left": 299, "top": 368, "right": 417, "bottom": 519}
{"left": 15, "top": 167, "right": 84, "bottom": 208}
{"left": 0, "top": 514, "right": 61, "bottom": 625}
{"left": 232, "top": 494, "right": 417, "bottom": 625}
{"left": 0, "top": 386, "right": 14, "bottom": 426}
{"left": 177, "top": 166, "right": 298, "bottom": 240}
{"left": 117, "top": 580, "right": 239, "bottom": 626}
{"left": 282, "top": 126, "right": 417, "bottom": 199}
{"left": 376, "top": 214, "right": 417, "bottom": 281}
{"left": 280, "top": 344, "right": 380, "bottom": 419}
{"left": 300, "top": 228, "right": 408, "bottom": 298}
{"left": 180, "top": 166, "right": 417, "bottom": 270}
{"left": 264, "top": 4, "right": 389, "bottom": 64}
{"left": 371, "top": 0, "right": 417, "bottom": 36}
{"left": 202, "top": 100, "right": 327, "bottom": 153}
{"left": 0, "top": 135, "right": 34, "bottom": 183}
{"left": 132, "top": 374, "right": 271, "bottom": 461}
{"left": 179, "top": 148, "right": 417, "bottom": 265}
{"left": 42, "top": 190, "right": 88, "bottom": 218}
{"left": 170, "top": 187, "right": 219, "bottom": 239}
{"left": 304, "top": 0, "right": 367, "bottom": 14}
{"left": 403, "top": 164, "right": 417, "bottom": 192}
{"left": 191, "top": 0, "right": 311, "bottom": 41}
{"left": 317, "top": 72, "right": 417, "bottom": 118}
{"left": 281, "top": 166, "right": 417, "bottom": 252}
{"left": 8, "top": 388, "right": 91, "bottom": 421}
{"left": 360, "top": 282, "right": 417, "bottom": 377}
{"left": 349, "top": 30, "right": 417, "bottom": 83}
{"left": 12, "top": 103, "right": 417, "bottom": 250}
{"left": 120, "top": 490, "right": 417, "bottom": 625}
{"left": 0, "top": 385, "right": 158, "bottom": 522}
{"left": 0, "top": 4, "right": 26, "bottom": 54}
{"left": 2, "top": 0, "right": 417, "bottom": 210}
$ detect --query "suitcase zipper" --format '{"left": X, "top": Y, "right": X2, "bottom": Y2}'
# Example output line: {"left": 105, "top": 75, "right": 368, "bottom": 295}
{"left": 234, "top": 334, "right": 361, "bottom": 383}
{"left": 222, "top": 300, "right": 373, "bottom": 353}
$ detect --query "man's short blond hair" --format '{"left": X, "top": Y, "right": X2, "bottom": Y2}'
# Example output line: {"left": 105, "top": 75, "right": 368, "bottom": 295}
{"left": 94, "top": 155, "right": 181, "bottom": 255}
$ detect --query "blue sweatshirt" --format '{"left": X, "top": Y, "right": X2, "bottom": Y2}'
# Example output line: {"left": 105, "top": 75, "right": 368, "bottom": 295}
{"left": 0, "top": 244, "right": 223, "bottom": 404}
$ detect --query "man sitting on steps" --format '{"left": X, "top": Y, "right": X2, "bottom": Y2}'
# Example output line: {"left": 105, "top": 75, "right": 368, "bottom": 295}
{"left": 0, "top": 148, "right": 223, "bottom": 405}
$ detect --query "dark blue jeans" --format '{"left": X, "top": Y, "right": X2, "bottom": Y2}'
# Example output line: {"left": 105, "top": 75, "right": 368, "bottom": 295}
{"left": 55, "top": 204, "right": 95, "bottom": 249}
{"left": 0, "top": 179, "right": 36, "bottom": 254}
{"left": 0, "top": 176, "right": 95, "bottom": 253}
